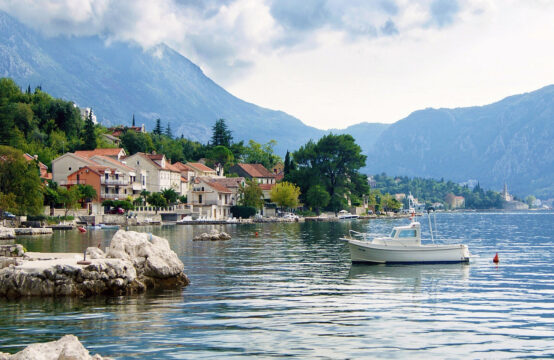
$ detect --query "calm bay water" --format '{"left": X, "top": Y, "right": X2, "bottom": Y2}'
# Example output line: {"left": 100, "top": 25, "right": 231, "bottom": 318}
{"left": 1, "top": 212, "right": 553, "bottom": 359}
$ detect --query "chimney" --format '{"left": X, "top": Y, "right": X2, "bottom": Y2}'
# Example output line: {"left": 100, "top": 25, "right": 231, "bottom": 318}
{"left": 34, "top": 155, "right": 38, "bottom": 160}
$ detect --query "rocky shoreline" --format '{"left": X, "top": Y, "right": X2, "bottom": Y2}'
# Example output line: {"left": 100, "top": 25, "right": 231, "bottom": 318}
{"left": 0, "top": 335, "right": 111, "bottom": 360}
{"left": 0, "top": 230, "right": 189, "bottom": 298}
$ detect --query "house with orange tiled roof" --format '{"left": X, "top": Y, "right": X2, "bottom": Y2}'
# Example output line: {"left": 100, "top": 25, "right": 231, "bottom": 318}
{"left": 229, "top": 163, "right": 276, "bottom": 186}
{"left": 185, "top": 162, "right": 218, "bottom": 178}
{"left": 124, "top": 152, "right": 182, "bottom": 194}
{"left": 52, "top": 152, "right": 98, "bottom": 185}
{"left": 74, "top": 148, "right": 126, "bottom": 161}
{"left": 188, "top": 177, "right": 235, "bottom": 219}
{"left": 91, "top": 155, "right": 147, "bottom": 198}
{"left": 23, "top": 153, "right": 52, "bottom": 181}
{"left": 66, "top": 165, "right": 133, "bottom": 203}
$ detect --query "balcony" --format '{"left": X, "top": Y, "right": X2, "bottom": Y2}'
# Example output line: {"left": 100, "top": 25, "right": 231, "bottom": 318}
{"left": 101, "top": 178, "right": 129, "bottom": 186}
{"left": 132, "top": 182, "right": 146, "bottom": 191}
{"left": 101, "top": 193, "right": 123, "bottom": 199}
{"left": 59, "top": 180, "right": 89, "bottom": 186}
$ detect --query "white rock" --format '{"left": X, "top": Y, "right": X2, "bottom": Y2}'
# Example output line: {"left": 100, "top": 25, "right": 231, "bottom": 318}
{"left": 0, "top": 334, "right": 111, "bottom": 359}
{"left": 0, "top": 226, "right": 15, "bottom": 240}
{"left": 106, "top": 230, "right": 184, "bottom": 278}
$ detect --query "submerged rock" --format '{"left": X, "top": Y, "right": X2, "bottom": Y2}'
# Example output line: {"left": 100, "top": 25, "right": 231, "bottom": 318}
{"left": 0, "top": 230, "right": 189, "bottom": 298}
{"left": 193, "top": 229, "right": 232, "bottom": 241}
{"left": 0, "top": 334, "right": 111, "bottom": 360}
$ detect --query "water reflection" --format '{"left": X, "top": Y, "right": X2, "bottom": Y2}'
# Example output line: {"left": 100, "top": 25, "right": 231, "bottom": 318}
{"left": 2, "top": 213, "right": 553, "bottom": 359}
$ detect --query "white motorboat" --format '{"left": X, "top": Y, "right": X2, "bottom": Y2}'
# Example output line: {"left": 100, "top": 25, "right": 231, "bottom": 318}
{"left": 341, "top": 217, "right": 470, "bottom": 264}
{"left": 337, "top": 210, "right": 359, "bottom": 220}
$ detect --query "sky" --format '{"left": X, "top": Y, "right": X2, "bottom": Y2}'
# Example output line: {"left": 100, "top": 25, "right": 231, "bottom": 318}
{"left": 1, "top": 0, "right": 554, "bottom": 130}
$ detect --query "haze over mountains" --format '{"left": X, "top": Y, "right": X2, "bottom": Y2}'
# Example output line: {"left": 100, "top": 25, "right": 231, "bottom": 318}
{"left": 1, "top": 11, "right": 552, "bottom": 198}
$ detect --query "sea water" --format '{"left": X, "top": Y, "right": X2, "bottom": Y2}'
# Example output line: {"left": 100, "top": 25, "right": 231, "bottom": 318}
{"left": 1, "top": 212, "right": 552, "bottom": 359}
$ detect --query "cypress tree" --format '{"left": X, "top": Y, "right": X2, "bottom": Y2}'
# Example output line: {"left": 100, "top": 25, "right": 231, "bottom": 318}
{"left": 284, "top": 150, "right": 291, "bottom": 175}
{"left": 132, "top": 114, "right": 135, "bottom": 127}
{"left": 165, "top": 122, "right": 172, "bottom": 138}
{"left": 154, "top": 118, "right": 162, "bottom": 135}
{"left": 83, "top": 108, "right": 97, "bottom": 150}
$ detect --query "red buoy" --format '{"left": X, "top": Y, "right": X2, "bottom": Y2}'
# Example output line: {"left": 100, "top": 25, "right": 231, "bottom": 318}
{"left": 493, "top": 252, "right": 499, "bottom": 263}
{"left": 255, "top": 232, "right": 258, "bottom": 237}
{"left": 78, "top": 226, "right": 86, "bottom": 233}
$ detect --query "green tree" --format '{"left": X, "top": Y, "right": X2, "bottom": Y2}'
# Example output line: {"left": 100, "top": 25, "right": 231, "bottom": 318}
{"left": 206, "top": 145, "right": 234, "bottom": 167}
{"left": 289, "top": 134, "right": 367, "bottom": 209}
{"left": 0, "top": 192, "right": 17, "bottom": 215}
{"left": 161, "top": 188, "right": 178, "bottom": 205}
{"left": 238, "top": 180, "right": 264, "bottom": 210}
{"left": 120, "top": 130, "right": 154, "bottom": 155}
{"left": 525, "top": 195, "right": 536, "bottom": 208}
{"left": 82, "top": 108, "right": 97, "bottom": 150}
{"left": 243, "top": 140, "right": 281, "bottom": 169}
{"left": 165, "top": 122, "right": 172, "bottom": 139}
{"left": 306, "top": 185, "right": 330, "bottom": 214}
{"left": 0, "top": 146, "right": 44, "bottom": 215}
{"left": 153, "top": 118, "right": 163, "bottom": 135}
{"left": 140, "top": 190, "right": 150, "bottom": 205}
{"left": 147, "top": 192, "right": 167, "bottom": 213}
{"left": 283, "top": 150, "right": 291, "bottom": 175}
{"left": 77, "top": 184, "right": 97, "bottom": 203}
{"left": 211, "top": 119, "right": 233, "bottom": 147}
{"left": 58, "top": 186, "right": 80, "bottom": 217}
{"left": 270, "top": 181, "right": 300, "bottom": 210}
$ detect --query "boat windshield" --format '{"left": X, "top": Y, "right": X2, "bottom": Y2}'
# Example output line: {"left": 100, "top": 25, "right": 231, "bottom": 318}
{"left": 390, "top": 229, "right": 397, "bottom": 238}
{"left": 398, "top": 229, "right": 417, "bottom": 238}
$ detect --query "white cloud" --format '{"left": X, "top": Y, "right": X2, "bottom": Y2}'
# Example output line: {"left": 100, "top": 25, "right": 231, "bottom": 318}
{"left": 1, "top": 0, "right": 553, "bottom": 129}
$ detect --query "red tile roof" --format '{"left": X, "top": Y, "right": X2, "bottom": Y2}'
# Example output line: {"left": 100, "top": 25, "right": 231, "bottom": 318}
{"left": 186, "top": 162, "right": 215, "bottom": 173}
{"left": 90, "top": 155, "right": 134, "bottom": 171}
{"left": 74, "top": 148, "right": 125, "bottom": 158}
{"left": 173, "top": 162, "right": 194, "bottom": 172}
{"left": 259, "top": 183, "right": 275, "bottom": 191}
{"left": 210, "top": 177, "right": 245, "bottom": 189}
{"left": 207, "top": 181, "right": 232, "bottom": 193}
{"left": 236, "top": 163, "right": 275, "bottom": 178}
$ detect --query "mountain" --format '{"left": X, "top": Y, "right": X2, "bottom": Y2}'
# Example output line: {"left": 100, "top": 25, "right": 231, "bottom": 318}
{"left": 0, "top": 11, "right": 324, "bottom": 155}
{"left": 364, "top": 85, "right": 554, "bottom": 198}
{"left": 332, "top": 122, "right": 390, "bottom": 156}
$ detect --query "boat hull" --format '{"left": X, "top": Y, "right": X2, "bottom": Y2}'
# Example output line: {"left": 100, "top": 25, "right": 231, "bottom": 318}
{"left": 345, "top": 239, "right": 470, "bottom": 264}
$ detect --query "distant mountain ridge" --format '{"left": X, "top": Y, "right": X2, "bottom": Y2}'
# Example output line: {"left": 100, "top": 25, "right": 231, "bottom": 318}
{"left": 364, "top": 85, "right": 554, "bottom": 198}
{"left": 0, "top": 11, "right": 324, "bottom": 154}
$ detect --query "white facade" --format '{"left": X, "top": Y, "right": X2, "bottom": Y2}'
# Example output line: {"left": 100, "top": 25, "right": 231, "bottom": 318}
{"left": 125, "top": 153, "right": 180, "bottom": 193}
{"left": 52, "top": 153, "right": 96, "bottom": 184}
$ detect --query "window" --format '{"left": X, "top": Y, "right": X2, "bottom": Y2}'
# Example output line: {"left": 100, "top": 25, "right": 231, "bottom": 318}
{"left": 68, "top": 167, "right": 71, "bottom": 171}
{"left": 390, "top": 229, "right": 397, "bottom": 238}
{"left": 398, "top": 229, "right": 417, "bottom": 238}
{"left": 198, "top": 195, "right": 203, "bottom": 204}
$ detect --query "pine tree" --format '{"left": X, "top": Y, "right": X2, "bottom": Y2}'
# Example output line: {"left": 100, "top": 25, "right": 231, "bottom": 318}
{"left": 165, "top": 122, "right": 172, "bottom": 138}
{"left": 83, "top": 108, "right": 97, "bottom": 150}
{"left": 211, "top": 119, "right": 233, "bottom": 147}
{"left": 132, "top": 114, "right": 135, "bottom": 127}
{"left": 154, "top": 118, "right": 162, "bottom": 135}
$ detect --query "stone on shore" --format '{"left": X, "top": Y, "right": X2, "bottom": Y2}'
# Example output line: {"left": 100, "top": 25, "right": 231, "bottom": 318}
{"left": 193, "top": 229, "right": 231, "bottom": 241}
{"left": 0, "top": 230, "right": 189, "bottom": 298}
{"left": 0, "top": 226, "right": 15, "bottom": 240}
{"left": 0, "top": 334, "right": 111, "bottom": 360}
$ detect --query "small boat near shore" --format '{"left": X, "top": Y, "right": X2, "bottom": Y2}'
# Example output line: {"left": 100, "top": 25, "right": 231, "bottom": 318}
{"left": 337, "top": 210, "right": 359, "bottom": 220}
{"left": 341, "top": 213, "right": 470, "bottom": 264}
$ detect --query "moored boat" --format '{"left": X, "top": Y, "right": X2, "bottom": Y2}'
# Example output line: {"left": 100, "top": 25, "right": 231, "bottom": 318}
{"left": 337, "top": 210, "right": 359, "bottom": 220}
{"left": 341, "top": 216, "right": 470, "bottom": 264}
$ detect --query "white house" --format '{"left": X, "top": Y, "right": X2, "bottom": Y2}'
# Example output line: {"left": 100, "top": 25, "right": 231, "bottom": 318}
{"left": 124, "top": 152, "right": 181, "bottom": 193}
